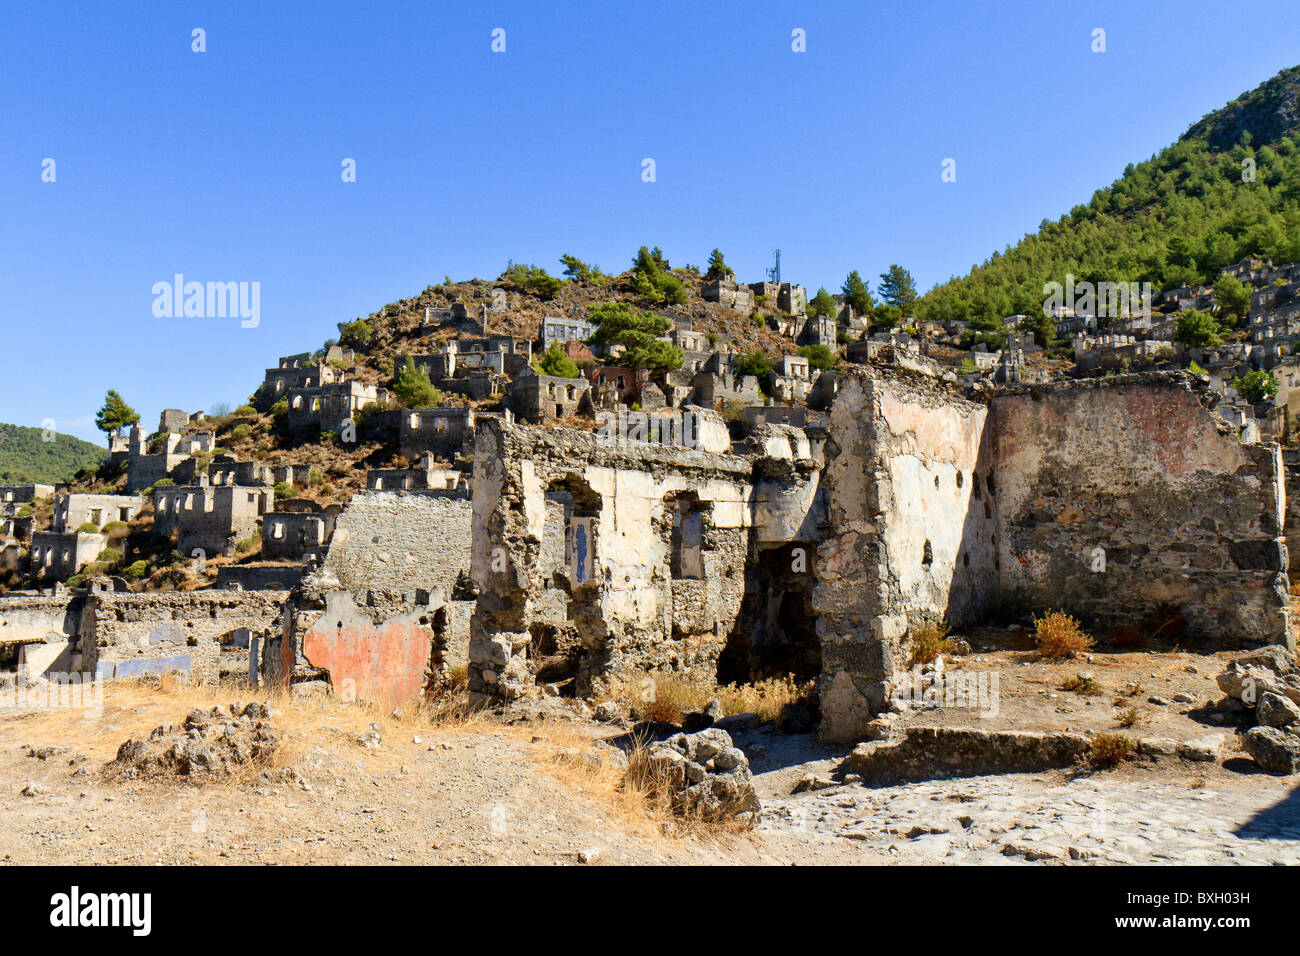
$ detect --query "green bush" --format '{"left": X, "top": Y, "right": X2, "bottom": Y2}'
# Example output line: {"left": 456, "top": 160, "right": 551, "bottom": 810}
{"left": 230, "top": 424, "right": 252, "bottom": 441}
{"left": 392, "top": 356, "right": 443, "bottom": 409}
{"left": 233, "top": 404, "right": 257, "bottom": 416}
{"left": 75, "top": 522, "right": 100, "bottom": 534}
{"left": 339, "top": 318, "right": 375, "bottom": 351}
{"left": 1232, "top": 369, "right": 1279, "bottom": 404}
{"left": 502, "top": 262, "right": 563, "bottom": 299}
{"left": 798, "top": 344, "right": 838, "bottom": 371}
{"left": 270, "top": 397, "right": 289, "bottom": 417}
{"left": 273, "top": 481, "right": 294, "bottom": 500}
{"left": 124, "top": 560, "right": 149, "bottom": 580}
{"left": 533, "top": 340, "right": 580, "bottom": 378}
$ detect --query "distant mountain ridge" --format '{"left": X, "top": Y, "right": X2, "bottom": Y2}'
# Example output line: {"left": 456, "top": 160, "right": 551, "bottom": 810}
{"left": 0, "top": 422, "right": 106, "bottom": 484}
{"left": 917, "top": 65, "right": 1300, "bottom": 330}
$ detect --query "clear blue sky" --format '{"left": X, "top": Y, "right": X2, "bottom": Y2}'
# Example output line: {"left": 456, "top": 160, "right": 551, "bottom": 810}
{"left": 3, "top": 0, "right": 1299, "bottom": 442}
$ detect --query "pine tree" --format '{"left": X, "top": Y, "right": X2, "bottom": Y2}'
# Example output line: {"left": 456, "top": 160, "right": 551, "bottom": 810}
{"left": 588, "top": 302, "right": 683, "bottom": 370}
{"left": 809, "top": 287, "right": 837, "bottom": 318}
{"left": 878, "top": 265, "right": 918, "bottom": 316}
{"left": 392, "top": 356, "right": 443, "bottom": 409}
{"left": 534, "top": 340, "right": 580, "bottom": 378}
{"left": 705, "top": 248, "right": 734, "bottom": 281}
{"left": 841, "top": 270, "right": 874, "bottom": 316}
{"left": 94, "top": 390, "right": 139, "bottom": 438}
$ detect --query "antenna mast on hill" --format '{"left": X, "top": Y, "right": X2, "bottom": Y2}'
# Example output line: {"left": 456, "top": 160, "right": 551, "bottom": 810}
{"left": 767, "top": 250, "right": 782, "bottom": 285}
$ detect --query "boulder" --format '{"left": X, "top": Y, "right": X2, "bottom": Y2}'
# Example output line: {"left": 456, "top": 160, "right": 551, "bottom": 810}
{"left": 625, "top": 728, "right": 761, "bottom": 825}
{"left": 1216, "top": 662, "right": 1300, "bottom": 707}
{"left": 1257, "top": 691, "right": 1300, "bottom": 729}
{"left": 1243, "top": 726, "right": 1300, "bottom": 774}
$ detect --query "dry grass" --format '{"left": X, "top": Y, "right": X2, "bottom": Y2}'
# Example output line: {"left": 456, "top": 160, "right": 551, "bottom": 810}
{"left": 0, "top": 672, "right": 488, "bottom": 786}
{"left": 1033, "top": 611, "right": 1094, "bottom": 659}
{"left": 599, "top": 672, "right": 811, "bottom": 726}
{"left": 906, "top": 620, "right": 956, "bottom": 668}
{"left": 1114, "top": 706, "right": 1141, "bottom": 728}
{"left": 1088, "top": 732, "right": 1136, "bottom": 769}
{"left": 509, "top": 718, "right": 733, "bottom": 841}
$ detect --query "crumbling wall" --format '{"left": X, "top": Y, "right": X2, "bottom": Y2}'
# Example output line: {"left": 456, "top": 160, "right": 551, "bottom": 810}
{"left": 469, "top": 417, "right": 755, "bottom": 704}
{"left": 83, "top": 590, "right": 285, "bottom": 682}
{"left": 322, "top": 490, "right": 471, "bottom": 599}
{"left": 991, "top": 375, "right": 1290, "bottom": 649}
{"left": 814, "top": 369, "right": 998, "bottom": 743}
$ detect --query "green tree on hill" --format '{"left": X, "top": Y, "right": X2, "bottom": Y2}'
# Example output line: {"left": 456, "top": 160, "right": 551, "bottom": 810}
{"left": 628, "top": 246, "right": 688, "bottom": 307}
{"left": 705, "top": 248, "right": 734, "bottom": 281}
{"left": 841, "top": 270, "right": 874, "bottom": 318}
{"left": 1232, "top": 369, "right": 1278, "bottom": 404}
{"left": 559, "top": 254, "right": 603, "bottom": 284}
{"left": 533, "top": 340, "right": 580, "bottom": 378}
{"left": 94, "top": 390, "right": 139, "bottom": 438}
{"left": 1214, "top": 271, "right": 1251, "bottom": 327}
{"left": 878, "top": 265, "right": 918, "bottom": 316}
{"left": 587, "top": 302, "right": 683, "bottom": 370}
{"left": 392, "top": 356, "right": 443, "bottom": 408}
{"left": 799, "top": 344, "right": 838, "bottom": 370}
{"left": 1175, "top": 309, "right": 1224, "bottom": 347}
{"left": 808, "top": 287, "right": 837, "bottom": 319}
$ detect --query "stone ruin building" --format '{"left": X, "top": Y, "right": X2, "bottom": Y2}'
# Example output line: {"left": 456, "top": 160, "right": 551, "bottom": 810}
{"left": 1, "top": 356, "right": 1292, "bottom": 747}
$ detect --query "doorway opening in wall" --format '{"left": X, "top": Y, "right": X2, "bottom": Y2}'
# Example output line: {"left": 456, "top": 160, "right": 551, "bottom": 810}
{"left": 717, "top": 541, "right": 821, "bottom": 686}
{"left": 527, "top": 476, "right": 602, "bottom": 696}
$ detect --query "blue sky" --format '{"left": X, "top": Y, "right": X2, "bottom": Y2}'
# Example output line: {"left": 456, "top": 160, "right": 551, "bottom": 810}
{"left": 2, "top": 0, "right": 1299, "bottom": 442}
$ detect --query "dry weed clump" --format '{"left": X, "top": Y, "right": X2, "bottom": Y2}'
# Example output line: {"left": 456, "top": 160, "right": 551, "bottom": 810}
{"left": 1059, "top": 673, "right": 1102, "bottom": 696}
{"left": 1114, "top": 706, "right": 1141, "bottom": 728}
{"left": 1033, "top": 611, "right": 1094, "bottom": 659}
{"left": 600, "top": 672, "right": 812, "bottom": 726}
{"left": 906, "top": 620, "right": 956, "bottom": 668}
{"left": 1088, "top": 732, "right": 1136, "bottom": 769}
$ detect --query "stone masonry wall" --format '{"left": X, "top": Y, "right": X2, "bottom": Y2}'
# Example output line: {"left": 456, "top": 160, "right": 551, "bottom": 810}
{"left": 82, "top": 590, "right": 285, "bottom": 683}
{"left": 322, "top": 491, "right": 472, "bottom": 600}
{"left": 814, "top": 369, "right": 998, "bottom": 742}
{"left": 469, "top": 417, "right": 755, "bottom": 704}
{"left": 990, "top": 375, "right": 1290, "bottom": 649}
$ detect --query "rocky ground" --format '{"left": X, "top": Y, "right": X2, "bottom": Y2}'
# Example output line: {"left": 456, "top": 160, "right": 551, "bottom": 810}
{"left": 1, "top": 650, "right": 1298, "bottom": 866}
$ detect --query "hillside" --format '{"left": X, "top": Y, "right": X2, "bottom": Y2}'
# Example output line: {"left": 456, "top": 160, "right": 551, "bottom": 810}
{"left": 0, "top": 422, "right": 106, "bottom": 484}
{"left": 918, "top": 65, "right": 1300, "bottom": 330}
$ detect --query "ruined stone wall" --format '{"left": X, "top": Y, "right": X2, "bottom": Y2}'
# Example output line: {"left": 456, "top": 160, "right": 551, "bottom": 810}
{"left": 82, "top": 590, "right": 285, "bottom": 683}
{"left": 321, "top": 490, "right": 471, "bottom": 600}
{"left": 813, "top": 369, "right": 998, "bottom": 743}
{"left": 990, "top": 375, "right": 1290, "bottom": 649}
{"left": 0, "top": 592, "right": 89, "bottom": 675}
{"left": 1284, "top": 448, "right": 1300, "bottom": 578}
{"left": 469, "top": 418, "right": 755, "bottom": 703}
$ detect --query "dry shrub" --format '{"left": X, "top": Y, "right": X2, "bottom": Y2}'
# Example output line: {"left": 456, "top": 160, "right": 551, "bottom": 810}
{"left": 515, "top": 719, "right": 706, "bottom": 839}
{"left": 1033, "top": 611, "right": 1093, "bottom": 659}
{"left": 1059, "top": 674, "right": 1102, "bottom": 696}
{"left": 1088, "top": 732, "right": 1136, "bottom": 769}
{"left": 906, "top": 620, "right": 955, "bottom": 668}
{"left": 1114, "top": 706, "right": 1140, "bottom": 728}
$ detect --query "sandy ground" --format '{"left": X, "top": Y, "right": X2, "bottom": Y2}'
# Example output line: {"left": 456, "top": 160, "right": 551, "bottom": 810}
{"left": 1, "top": 649, "right": 1297, "bottom": 866}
